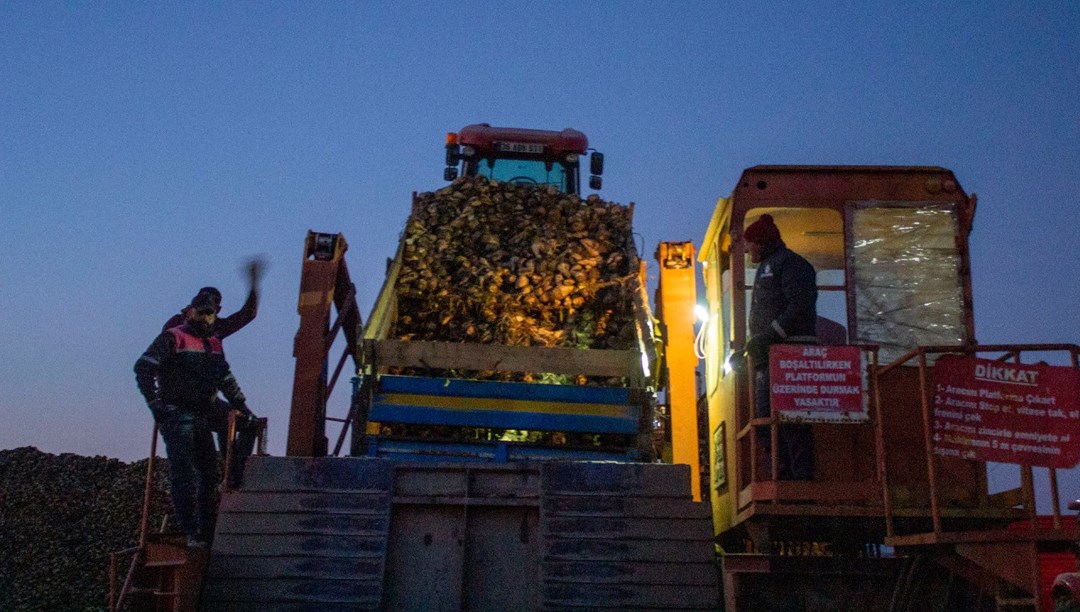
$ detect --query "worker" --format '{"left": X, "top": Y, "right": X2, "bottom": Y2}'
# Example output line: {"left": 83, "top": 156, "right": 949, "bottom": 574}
{"left": 135, "top": 291, "right": 256, "bottom": 547}
{"left": 162, "top": 257, "right": 264, "bottom": 336}
{"left": 162, "top": 258, "right": 265, "bottom": 488}
{"left": 742, "top": 214, "right": 817, "bottom": 481}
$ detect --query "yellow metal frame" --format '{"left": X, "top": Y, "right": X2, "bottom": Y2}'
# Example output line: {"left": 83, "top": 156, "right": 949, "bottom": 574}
{"left": 657, "top": 241, "right": 701, "bottom": 501}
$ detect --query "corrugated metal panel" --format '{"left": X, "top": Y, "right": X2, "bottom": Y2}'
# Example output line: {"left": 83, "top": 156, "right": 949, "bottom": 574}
{"left": 233, "top": 456, "right": 394, "bottom": 491}
{"left": 543, "top": 461, "right": 701, "bottom": 497}
{"left": 543, "top": 559, "right": 718, "bottom": 585}
{"left": 539, "top": 462, "right": 720, "bottom": 610}
{"left": 201, "top": 458, "right": 719, "bottom": 611}
{"left": 201, "top": 457, "right": 393, "bottom": 611}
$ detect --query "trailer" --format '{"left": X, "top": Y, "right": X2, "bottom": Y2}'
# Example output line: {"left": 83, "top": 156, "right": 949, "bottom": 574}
{"left": 224, "top": 181, "right": 718, "bottom": 609}
{"left": 110, "top": 126, "right": 720, "bottom": 611}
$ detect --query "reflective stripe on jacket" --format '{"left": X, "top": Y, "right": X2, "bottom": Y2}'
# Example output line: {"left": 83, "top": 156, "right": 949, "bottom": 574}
{"left": 135, "top": 324, "right": 244, "bottom": 413}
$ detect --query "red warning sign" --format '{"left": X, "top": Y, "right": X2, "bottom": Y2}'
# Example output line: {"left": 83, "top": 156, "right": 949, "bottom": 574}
{"left": 932, "top": 355, "right": 1080, "bottom": 468}
{"left": 769, "top": 345, "right": 866, "bottom": 423}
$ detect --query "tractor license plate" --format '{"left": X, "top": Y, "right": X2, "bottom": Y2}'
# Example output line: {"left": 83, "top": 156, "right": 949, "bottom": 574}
{"left": 496, "top": 141, "right": 544, "bottom": 154}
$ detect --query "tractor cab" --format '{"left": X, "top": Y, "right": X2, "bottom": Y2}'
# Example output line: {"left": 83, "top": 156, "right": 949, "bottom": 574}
{"left": 443, "top": 123, "right": 604, "bottom": 194}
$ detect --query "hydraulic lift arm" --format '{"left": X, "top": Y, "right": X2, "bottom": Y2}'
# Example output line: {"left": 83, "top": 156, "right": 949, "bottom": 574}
{"left": 286, "top": 232, "right": 363, "bottom": 457}
{"left": 656, "top": 242, "right": 702, "bottom": 500}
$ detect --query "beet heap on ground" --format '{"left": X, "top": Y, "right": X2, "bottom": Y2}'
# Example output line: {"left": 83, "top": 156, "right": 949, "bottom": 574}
{"left": 0, "top": 447, "right": 171, "bottom": 611}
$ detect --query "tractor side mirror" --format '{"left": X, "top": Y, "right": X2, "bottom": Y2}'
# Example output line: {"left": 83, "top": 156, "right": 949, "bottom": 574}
{"left": 444, "top": 167, "right": 459, "bottom": 182}
{"left": 590, "top": 151, "right": 604, "bottom": 176}
{"left": 589, "top": 175, "right": 602, "bottom": 190}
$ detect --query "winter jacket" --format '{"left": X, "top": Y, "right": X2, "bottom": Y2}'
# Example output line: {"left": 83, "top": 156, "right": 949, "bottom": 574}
{"left": 134, "top": 324, "right": 247, "bottom": 413}
{"left": 747, "top": 243, "right": 818, "bottom": 366}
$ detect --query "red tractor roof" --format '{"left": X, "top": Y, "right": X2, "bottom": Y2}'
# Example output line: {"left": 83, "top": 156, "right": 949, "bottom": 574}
{"left": 457, "top": 123, "right": 588, "bottom": 155}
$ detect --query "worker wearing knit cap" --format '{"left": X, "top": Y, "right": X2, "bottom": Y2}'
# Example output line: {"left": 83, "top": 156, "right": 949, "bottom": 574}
{"left": 743, "top": 213, "right": 818, "bottom": 481}
{"left": 743, "top": 213, "right": 782, "bottom": 246}
{"left": 160, "top": 259, "right": 266, "bottom": 489}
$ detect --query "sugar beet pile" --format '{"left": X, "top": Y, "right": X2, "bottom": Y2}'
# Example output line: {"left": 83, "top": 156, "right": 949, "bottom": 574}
{"left": 393, "top": 177, "right": 641, "bottom": 368}
{"left": 0, "top": 447, "right": 171, "bottom": 611}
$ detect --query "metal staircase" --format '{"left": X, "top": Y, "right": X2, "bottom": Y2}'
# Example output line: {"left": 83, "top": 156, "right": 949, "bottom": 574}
{"left": 200, "top": 457, "right": 393, "bottom": 610}
{"left": 538, "top": 461, "right": 720, "bottom": 610}
{"left": 110, "top": 533, "right": 207, "bottom": 611}
{"left": 196, "top": 457, "right": 720, "bottom": 611}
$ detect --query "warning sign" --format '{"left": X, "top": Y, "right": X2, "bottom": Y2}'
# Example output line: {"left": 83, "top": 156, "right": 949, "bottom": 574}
{"left": 932, "top": 355, "right": 1080, "bottom": 468}
{"left": 769, "top": 345, "right": 866, "bottom": 423}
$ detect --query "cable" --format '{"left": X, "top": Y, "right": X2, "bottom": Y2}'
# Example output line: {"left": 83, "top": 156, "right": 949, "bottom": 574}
{"left": 694, "top": 314, "right": 709, "bottom": 360}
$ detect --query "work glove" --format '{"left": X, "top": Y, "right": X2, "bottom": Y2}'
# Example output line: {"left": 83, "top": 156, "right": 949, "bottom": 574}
{"left": 148, "top": 399, "right": 176, "bottom": 423}
{"left": 246, "top": 256, "right": 267, "bottom": 289}
{"left": 746, "top": 332, "right": 778, "bottom": 369}
{"left": 728, "top": 350, "right": 748, "bottom": 375}
{"left": 232, "top": 403, "right": 259, "bottom": 429}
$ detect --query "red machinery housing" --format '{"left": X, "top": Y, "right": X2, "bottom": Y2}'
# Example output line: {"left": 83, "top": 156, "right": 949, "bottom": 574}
{"left": 696, "top": 166, "right": 1079, "bottom": 611}
{"left": 444, "top": 123, "right": 604, "bottom": 194}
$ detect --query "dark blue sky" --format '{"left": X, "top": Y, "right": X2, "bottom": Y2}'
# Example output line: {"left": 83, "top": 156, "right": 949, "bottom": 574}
{"left": 2, "top": 2, "right": 1077, "bottom": 504}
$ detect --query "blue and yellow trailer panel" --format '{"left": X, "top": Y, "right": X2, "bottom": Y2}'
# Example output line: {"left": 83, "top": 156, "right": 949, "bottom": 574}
{"left": 369, "top": 375, "right": 641, "bottom": 434}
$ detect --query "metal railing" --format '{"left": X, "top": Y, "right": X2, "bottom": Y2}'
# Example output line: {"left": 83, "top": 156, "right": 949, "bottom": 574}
{"left": 737, "top": 344, "right": 882, "bottom": 493}
{"left": 109, "top": 421, "right": 160, "bottom": 612}
{"left": 221, "top": 412, "right": 269, "bottom": 494}
{"left": 876, "top": 343, "right": 1080, "bottom": 539}
{"left": 109, "top": 412, "right": 268, "bottom": 611}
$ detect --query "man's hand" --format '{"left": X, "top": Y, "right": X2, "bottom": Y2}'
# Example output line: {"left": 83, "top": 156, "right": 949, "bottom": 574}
{"left": 746, "top": 335, "right": 775, "bottom": 368}
{"left": 148, "top": 399, "right": 175, "bottom": 423}
{"left": 232, "top": 403, "right": 259, "bottom": 429}
{"left": 728, "top": 350, "right": 748, "bottom": 375}
{"left": 245, "top": 256, "right": 267, "bottom": 290}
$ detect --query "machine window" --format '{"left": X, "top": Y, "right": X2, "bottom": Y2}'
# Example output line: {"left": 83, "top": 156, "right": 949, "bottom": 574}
{"left": 742, "top": 207, "right": 845, "bottom": 285}
{"left": 476, "top": 158, "right": 570, "bottom": 192}
{"left": 742, "top": 207, "right": 847, "bottom": 342}
{"left": 848, "top": 203, "right": 967, "bottom": 364}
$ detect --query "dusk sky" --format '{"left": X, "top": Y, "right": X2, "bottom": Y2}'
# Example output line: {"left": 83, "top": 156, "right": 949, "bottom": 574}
{"left": 2, "top": 3, "right": 1078, "bottom": 508}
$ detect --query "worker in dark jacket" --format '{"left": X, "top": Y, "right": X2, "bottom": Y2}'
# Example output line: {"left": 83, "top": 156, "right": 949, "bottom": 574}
{"left": 163, "top": 258, "right": 265, "bottom": 488}
{"left": 743, "top": 214, "right": 817, "bottom": 480}
{"left": 135, "top": 292, "right": 255, "bottom": 547}
{"left": 162, "top": 257, "right": 263, "bottom": 337}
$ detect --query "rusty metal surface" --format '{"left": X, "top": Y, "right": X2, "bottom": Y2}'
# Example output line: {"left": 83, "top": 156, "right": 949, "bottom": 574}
{"left": 201, "top": 457, "right": 393, "bottom": 610}
{"left": 201, "top": 458, "right": 719, "bottom": 610}
{"left": 142, "top": 536, "right": 187, "bottom": 568}
{"left": 722, "top": 554, "right": 906, "bottom": 612}
{"left": 539, "top": 461, "right": 720, "bottom": 610}
{"left": 287, "top": 231, "right": 362, "bottom": 457}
